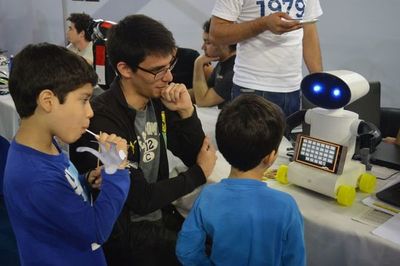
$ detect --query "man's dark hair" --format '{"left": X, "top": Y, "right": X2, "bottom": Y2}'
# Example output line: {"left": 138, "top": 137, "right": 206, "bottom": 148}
{"left": 67, "top": 13, "right": 93, "bottom": 42}
{"left": 9, "top": 43, "right": 98, "bottom": 118}
{"left": 107, "top": 14, "right": 176, "bottom": 73}
{"left": 202, "top": 19, "right": 211, "bottom": 34}
{"left": 216, "top": 94, "right": 285, "bottom": 172}
{"left": 203, "top": 18, "right": 236, "bottom": 52}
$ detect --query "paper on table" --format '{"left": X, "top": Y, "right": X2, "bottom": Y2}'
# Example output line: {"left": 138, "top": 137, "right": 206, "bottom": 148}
{"left": 362, "top": 174, "right": 400, "bottom": 215}
{"left": 372, "top": 213, "right": 400, "bottom": 245}
{"left": 362, "top": 196, "right": 400, "bottom": 216}
{"left": 352, "top": 208, "right": 392, "bottom": 227}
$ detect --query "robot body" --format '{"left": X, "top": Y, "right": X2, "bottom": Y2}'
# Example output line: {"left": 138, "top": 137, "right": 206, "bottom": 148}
{"left": 278, "top": 71, "right": 377, "bottom": 205}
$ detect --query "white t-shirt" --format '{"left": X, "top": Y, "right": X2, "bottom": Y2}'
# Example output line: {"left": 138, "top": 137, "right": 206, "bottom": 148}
{"left": 67, "top": 41, "right": 93, "bottom": 65}
{"left": 212, "top": 0, "right": 323, "bottom": 92}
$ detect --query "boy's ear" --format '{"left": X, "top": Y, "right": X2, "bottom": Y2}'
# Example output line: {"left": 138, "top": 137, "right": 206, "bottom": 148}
{"left": 37, "top": 89, "right": 56, "bottom": 113}
{"left": 116, "top": 62, "right": 133, "bottom": 79}
{"left": 262, "top": 149, "right": 278, "bottom": 167}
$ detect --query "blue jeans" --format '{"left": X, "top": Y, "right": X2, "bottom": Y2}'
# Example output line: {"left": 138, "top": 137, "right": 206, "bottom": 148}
{"left": 231, "top": 83, "right": 300, "bottom": 117}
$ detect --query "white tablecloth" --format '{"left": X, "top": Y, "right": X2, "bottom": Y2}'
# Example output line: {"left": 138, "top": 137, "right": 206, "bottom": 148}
{"left": 170, "top": 106, "right": 400, "bottom": 266}
{"left": 268, "top": 173, "right": 400, "bottom": 266}
{"left": 0, "top": 94, "right": 19, "bottom": 141}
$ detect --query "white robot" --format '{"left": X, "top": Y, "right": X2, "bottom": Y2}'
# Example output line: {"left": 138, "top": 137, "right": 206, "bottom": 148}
{"left": 88, "top": 19, "right": 117, "bottom": 89}
{"left": 277, "top": 70, "right": 377, "bottom": 206}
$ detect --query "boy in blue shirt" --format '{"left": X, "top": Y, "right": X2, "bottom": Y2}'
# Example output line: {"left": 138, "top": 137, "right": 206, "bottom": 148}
{"left": 176, "top": 94, "right": 306, "bottom": 265}
{"left": 3, "top": 43, "right": 130, "bottom": 265}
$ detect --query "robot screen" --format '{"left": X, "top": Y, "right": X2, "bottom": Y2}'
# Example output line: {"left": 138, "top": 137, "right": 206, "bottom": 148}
{"left": 293, "top": 134, "right": 347, "bottom": 174}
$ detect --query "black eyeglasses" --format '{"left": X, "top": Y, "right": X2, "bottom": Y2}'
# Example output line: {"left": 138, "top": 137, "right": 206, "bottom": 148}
{"left": 136, "top": 56, "right": 178, "bottom": 80}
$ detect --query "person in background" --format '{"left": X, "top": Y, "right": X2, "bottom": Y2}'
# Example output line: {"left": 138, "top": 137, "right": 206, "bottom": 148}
{"left": 191, "top": 18, "right": 236, "bottom": 109}
{"left": 3, "top": 43, "right": 130, "bottom": 265}
{"left": 171, "top": 47, "right": 199, "bottom": 88}
{"left": 176, "top": 94, "right": 305, "bottom": 265}
{"left": 172, "top": 47, "right": 214, "bottom": 90}
{"left": 67, "top": 13, "right": 94, "bottom": 65}
{"left": 210, "top": 0, "right": 323, "bottom": 117}
{"left": 70, "top": 14, "right": 217, "bottom": 266}
{"left": 383, "top": 128, "right": 400, "bottom": 145}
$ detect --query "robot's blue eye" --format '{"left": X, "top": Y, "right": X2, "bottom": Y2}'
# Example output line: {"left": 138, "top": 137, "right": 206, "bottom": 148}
{"left": 301, "top": 72, "right": 352, "bottom": 109}
{"left": 332, "top": 88, "right": 341, "bottom": 98}
{"left": 312, "top": 84, "right": 323, "bottom": 94}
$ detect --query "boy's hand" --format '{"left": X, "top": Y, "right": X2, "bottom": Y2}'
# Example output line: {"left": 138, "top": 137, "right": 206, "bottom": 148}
{"left": 97, "top": 132, "right": 128, "bottom": 170}
{"left": 196, "top": 136, "right": 217, "bottom": 178}
{"left": 76, "top": 132, "right": 128, "bottom": 174}
{"left": 87, "top": 167, "right": 102, "bottom": 189}
{"left": 161, "top": 82, "right": 194, "bottom": 119}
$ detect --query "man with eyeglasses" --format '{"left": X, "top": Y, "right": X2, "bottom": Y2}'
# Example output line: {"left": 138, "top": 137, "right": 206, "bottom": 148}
{"left": 70, "top": 14, "right": 217, "bottom": 266}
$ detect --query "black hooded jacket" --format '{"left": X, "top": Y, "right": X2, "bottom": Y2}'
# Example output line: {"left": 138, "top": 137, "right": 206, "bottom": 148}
{"left": 70, "top": 77, "right": 206, "bottom": 235}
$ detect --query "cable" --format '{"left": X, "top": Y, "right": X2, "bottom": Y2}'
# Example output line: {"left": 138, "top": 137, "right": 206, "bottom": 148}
{"left": 377, "top": 171, "right": 400, "bottom": 180}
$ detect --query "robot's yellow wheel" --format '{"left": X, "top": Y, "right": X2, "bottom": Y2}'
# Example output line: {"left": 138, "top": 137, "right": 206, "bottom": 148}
{"left": 358, "top": 173, "right": 377, "bottom": 193}
{"left": 336, "top": 185, "right": 356, "bottom": 206}
{"left": 276, "top": 165, "right": 289, "bottom": 184}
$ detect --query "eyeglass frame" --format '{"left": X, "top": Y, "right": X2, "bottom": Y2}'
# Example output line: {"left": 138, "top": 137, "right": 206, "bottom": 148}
{"left": 136, "top": 56, "right": 178, "bottom": 80}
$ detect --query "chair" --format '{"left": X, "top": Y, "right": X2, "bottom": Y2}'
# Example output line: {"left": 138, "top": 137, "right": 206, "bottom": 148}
{"left": 380, "top": 107, "right": 400, "bottom": 138}
{"left": 0, "top": 135, "right": 20, "bottom": 265}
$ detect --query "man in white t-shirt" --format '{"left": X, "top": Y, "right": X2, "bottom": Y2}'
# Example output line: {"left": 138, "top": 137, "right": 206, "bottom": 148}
{"left": 66, "top": 13, "right": 94, "bottom": 65}
{"left": 210, "top": 0, "right": 323, "bottom": 117}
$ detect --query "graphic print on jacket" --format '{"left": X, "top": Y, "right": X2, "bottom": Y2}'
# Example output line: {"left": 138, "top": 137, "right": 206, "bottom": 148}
{"left": 134, "top": 102, "right": 161, "bottom": 184}
{"left": 132, "top": 101, "right": 162, "bottom": 221}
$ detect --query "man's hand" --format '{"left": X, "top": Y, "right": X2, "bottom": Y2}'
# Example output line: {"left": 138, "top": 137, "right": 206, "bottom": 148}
{"left": 161, "top": 82, "right": 194, "bottom": 119}
{"left": 196, "top": 136, "right": 217, "bottom": 178}
{"left": 265, "top": 12, "right": 302, "bottom": 35}
{"left": 195, "top": 54, "right": 219, "bottom": 67}
{"left": 383, "top": 137, "right": 398, "bottom": 145}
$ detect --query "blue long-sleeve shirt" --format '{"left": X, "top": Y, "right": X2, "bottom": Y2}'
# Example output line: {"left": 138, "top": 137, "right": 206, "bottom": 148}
{"left": 176, "top": 178, "right": 305, "bottom": 266}
{"left": 3, "top": 140, "right": 130, "bottom": 265}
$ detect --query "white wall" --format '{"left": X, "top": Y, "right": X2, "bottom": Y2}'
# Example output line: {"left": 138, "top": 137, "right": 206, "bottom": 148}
{"left": 0, "top": 0, "right": 64, "bottom": 54}
{"left": 0, "top": 0, "right": 399, "bottom": 107}
{"left": 318, "top": 0, "right": 400, "bottom": 108}
{"left": 63, "top": 0, "right": 215, "bottom": 51}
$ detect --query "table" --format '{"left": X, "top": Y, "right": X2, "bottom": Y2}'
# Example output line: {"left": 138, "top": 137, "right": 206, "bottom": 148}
{"left": 0, "top": 93, "right": 19, "bottom": 142}
{"left": 171, "top": 106, "right": 400, "bottom": 266}
{"left": 268, "top": 170, "right": 400, "bottom": 266}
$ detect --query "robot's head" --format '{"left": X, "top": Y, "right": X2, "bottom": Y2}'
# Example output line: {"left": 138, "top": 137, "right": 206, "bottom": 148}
{"left": 87, "top": 19, "right": 116, "bottom": 41}
{"left": 301, "top": 70, "right": 369, "bottom": 109}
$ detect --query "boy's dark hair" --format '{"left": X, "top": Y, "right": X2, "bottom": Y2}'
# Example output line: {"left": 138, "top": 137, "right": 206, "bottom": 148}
{"left": 216, "top": 94, "right": 285, "bottom": 172}
{"left": 106, "top": 14, "right": 176, "bottom": 73}
{"left": 67, "top": 13, "right": 93, "bottom": 42}
{"left": 9, "top": 43, "right": 98, "bottom": 118}
{"left": 203, "top": 18, "right": 236, "bottom": 52}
